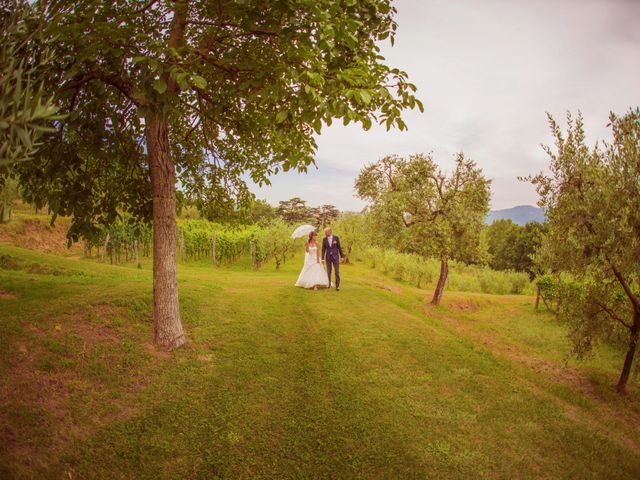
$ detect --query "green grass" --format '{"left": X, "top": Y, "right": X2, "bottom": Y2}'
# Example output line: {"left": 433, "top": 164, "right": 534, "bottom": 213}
{"left": 1, "top": 243, "right": 639, "bottom": 479}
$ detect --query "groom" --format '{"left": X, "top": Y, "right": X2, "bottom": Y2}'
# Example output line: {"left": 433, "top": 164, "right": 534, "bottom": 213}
{"left": 322, "top": 227, "right": 345, "bottom": 291}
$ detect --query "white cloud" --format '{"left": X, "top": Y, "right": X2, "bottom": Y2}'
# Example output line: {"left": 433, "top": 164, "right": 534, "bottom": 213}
{"left": 252, "top": 0, "right": 640, "bottom": 211}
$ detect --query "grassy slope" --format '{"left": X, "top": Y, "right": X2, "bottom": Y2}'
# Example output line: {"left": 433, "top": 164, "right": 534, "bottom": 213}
{"left": 1, "top": 243, "right": 639, "bottom": 479}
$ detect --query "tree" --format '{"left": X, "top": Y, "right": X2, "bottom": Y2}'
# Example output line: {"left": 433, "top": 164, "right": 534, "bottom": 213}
{"left": 518, "top": 222, "right": 546, "bottom": 278}
{"left": 356, "top": 153, "right": 490, "bottom": 305}
{"left": 13, "top": 1, "right": 421, "bottom": 348}
{"left": 486, "top": 220, "right": 546, "bottom": 277}
{"left": 0, "top": 1, "right": 61, "bottom": 165}
{"left": 313, "top": 204, "right": 340, "bottom": 228}
{"left": 276, "top": 197, "right": 313, "bottom": 224}
{"left": 332, "top": 212, "right": 366, "bottom": 263}
{"left": 257, "top": 218, "right": 295, "bottom": 270}
{"left": 0, "top": 174, "right": 19, "bottom": 222}
{"left": 526, "top": 109, "right": 640, "bottom": 393}
{"left": 486, "top": 219, "right": 519, "bottom": 270}
{"left": 246, "top": 198, "right": 276, "bottom": 226}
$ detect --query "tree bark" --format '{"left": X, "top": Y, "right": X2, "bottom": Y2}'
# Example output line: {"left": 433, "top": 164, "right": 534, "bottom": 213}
{"left": 100, "top": 233, "right": 109, "bottom": 263}
{"left": 146, "top": 113, "right": 185, "bottom": 349}
{"left": 534, "top": 285, "right": 541, "bottom": 310}
{"left": 431, "top": 256, "right": 448, "bottom": 306}
{"left": 617, "top": 311, "right": 639, "bottom": 394}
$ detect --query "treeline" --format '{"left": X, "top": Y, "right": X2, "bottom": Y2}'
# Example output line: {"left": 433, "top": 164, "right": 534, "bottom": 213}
{"left": 485, "top": 220, "right": 546, "bottom": 278}
{"left": 181, "top": 196, "right": 341, "bottom": 230}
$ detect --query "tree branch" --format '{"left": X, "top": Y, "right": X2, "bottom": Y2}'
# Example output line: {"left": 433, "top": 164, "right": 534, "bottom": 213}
{"left": 594, "top": 300, "right": 632, "bottom": 329}
{"left": 611, "top": 264, "right": 640, "bottom": 311}
{"left": 63, "top": 71, "right": 142, "bottom": 106}
{"left": 134, "top": 0, "right": 159, "bottom": 14}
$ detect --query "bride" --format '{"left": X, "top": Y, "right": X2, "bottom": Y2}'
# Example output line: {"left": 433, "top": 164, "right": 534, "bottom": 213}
{"left": 295, "top": 231, "right": 330, "bottom": 289}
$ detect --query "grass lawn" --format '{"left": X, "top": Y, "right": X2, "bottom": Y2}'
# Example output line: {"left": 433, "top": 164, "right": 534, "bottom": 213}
{"left": 1, "top": 242, "right": 639, "bottom": 479}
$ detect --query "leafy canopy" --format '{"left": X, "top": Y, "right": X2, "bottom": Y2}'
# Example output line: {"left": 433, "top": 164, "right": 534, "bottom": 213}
{"left": 527, "top": 110, "right": 640, "bottom": 381}
{"left": 14, "top": 0, "right": 421, "bottom": 239}
{"left": 486, "top": 219, "right": 546, "bottom": 278}
{"left": 355, "top": 153, "right": 491, "bottom": 262}
{"left": 0, "top": 1, "right": 62, "bottom": 166}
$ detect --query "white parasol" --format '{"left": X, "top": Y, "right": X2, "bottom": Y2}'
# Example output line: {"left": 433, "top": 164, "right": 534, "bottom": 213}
{"left": 290, "top": 224, "right": 316, "bottom": 239}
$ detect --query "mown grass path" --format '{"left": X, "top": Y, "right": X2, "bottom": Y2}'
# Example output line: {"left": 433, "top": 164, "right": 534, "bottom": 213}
{"left": 1, "top": 245, "right": 639, "bottom": 479}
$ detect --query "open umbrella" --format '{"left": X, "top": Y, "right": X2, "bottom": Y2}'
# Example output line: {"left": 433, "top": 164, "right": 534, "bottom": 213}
{"left": 290, "top": 224, "right": 316, "bottom": 239}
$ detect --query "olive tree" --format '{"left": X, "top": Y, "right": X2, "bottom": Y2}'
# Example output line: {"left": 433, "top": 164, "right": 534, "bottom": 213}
{"left": 257, "top": 218, "right": 296, "bottom": 271}
{"left": 356, "top": 153, "right": 490, "bottom": 305}
{"left": 527, "top": 109, "right": 640, "bottom": 393}
{"left": 14, "top": 0, "right": 421, "bottom": 348}
{"left": 332, "top": 212, "right": 366, "bottom": 263}
{"left": 0, "top": 1, "right": 61, "bottom": 165}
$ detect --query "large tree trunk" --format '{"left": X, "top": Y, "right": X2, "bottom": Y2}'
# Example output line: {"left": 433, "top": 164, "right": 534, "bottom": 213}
{"left": 146, "top": 114, "right": 185, "bottom": 349}
{"left": 431, "top": 256, "right": 448, "bottom": 306}
{"left": 617, "top": 311, "right": 639, "bottom": 394}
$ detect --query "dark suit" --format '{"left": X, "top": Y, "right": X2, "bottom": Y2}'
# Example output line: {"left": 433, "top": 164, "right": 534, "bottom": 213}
{"left": 322, "top": 235, "right": 344, "bottom": 288}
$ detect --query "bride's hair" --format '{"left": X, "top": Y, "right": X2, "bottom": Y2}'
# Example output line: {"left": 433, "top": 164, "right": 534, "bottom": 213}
{"left": 307, "top": 231, "right": 317, "bottom": 244}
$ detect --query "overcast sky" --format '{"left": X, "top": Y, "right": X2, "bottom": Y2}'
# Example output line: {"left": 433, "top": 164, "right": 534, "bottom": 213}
{"left": 250, "top": 0, "right": 640, "bottom": 211}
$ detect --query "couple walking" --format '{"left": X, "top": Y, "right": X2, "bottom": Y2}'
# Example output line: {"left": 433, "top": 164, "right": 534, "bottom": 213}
{"left": 294, "top": 227, "right": 345, "bottom": 291}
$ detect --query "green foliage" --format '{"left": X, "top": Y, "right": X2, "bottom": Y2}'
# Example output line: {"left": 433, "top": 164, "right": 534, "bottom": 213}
{"left": 15, "top": 0, "right": 420, "bottom": 239}
{"left": 355, "top": 152, "right": 491, "bottom": 303}
{"left": 0, "top": 174, "right": 19, "bottom": 222}
{"left": 331, "top": 212, "right": 367, "bottom": 263}
{"left": 536, "top": 274, "right": 560, "bottom": 312}
{"left": 276, "top": 198, "right": 340, "bottom": 229}
{"left": 180, "top": 220, "right": 260, "bottom": 265}
{"left": 276, "top": 197, "right": 314, "bottom": 224}
{"left": 486, "top": 220, "right": 546, "bottom": 278}
{"left": 355, "top": 153, "right": 490, "bottom": 262}
{"left": 312, "top": 204, "right": 340, "bottom": 228}
{"left": 0, "top": 1, "right": 63, "bottom": 165}
{"left": 256, "top": 218, "right": 296, "bottom": 270}
{"left": 357, "top": 246, "right": 533, "bottom": 295}
{"left": 245, "top": 198, "right": 276, "bottom": 226}
{"left": 83, "top": 215, "right": 152, "bottom": 265}
{"left": 526, "top": 109, "right": 640, "bottom": 391}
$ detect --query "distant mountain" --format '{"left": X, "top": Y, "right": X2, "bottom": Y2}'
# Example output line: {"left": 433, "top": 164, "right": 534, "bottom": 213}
{"left": 487, "top": 205, "right": 545, "bottom": 226}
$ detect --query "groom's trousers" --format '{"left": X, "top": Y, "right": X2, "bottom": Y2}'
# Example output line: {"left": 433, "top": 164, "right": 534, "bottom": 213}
{"left": 326, "top": 255, "right": 340, "bottom": 288}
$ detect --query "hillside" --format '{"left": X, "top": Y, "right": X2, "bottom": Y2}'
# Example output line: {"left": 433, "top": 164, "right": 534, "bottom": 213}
{"left": 1, "top": 227, "right": 639, "bottom": 478}
{"left": 487, "top": 205, "right": 545, "bottom": 225}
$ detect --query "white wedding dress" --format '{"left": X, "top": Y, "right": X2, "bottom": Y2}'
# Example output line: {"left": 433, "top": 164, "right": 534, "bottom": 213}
{"left": 295, "top": 246, "right": 330, "bottom": 289}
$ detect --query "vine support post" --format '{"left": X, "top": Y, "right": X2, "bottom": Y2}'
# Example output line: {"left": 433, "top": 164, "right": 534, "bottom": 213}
{"left": 180, "top": 227, "right": 186, "bottom": 263}
{"left": 135, "top": 240, "right": 141, "bottom": 269}
{"left": 212, "top": 231, "right": 216, "bottom": 268}
{"left": 251, "top": 239, "right": 258, "bottom": 271}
